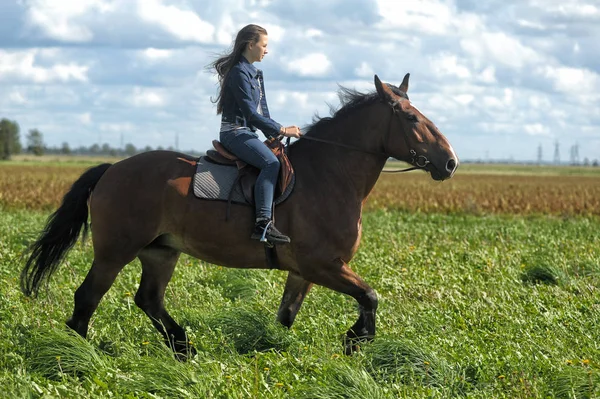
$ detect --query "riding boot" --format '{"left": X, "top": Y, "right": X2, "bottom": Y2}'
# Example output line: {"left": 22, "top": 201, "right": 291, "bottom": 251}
{"left": 251, "top": 218, "right": 291, "bottom": 244}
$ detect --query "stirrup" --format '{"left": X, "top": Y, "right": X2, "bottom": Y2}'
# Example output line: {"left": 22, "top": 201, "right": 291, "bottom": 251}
{"left": 259, "top": 220, "right": 273, "bottom": 243}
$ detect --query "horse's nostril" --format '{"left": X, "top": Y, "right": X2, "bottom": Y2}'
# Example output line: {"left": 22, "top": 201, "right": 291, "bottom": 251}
{"left": 446, "top": 159, "right": 456, "bottom": 172}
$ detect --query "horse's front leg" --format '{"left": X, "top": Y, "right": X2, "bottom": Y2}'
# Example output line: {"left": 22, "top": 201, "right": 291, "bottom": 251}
{"left": 344, "top": 290, "right": 378, "bottom": 355}
{"left": 301, "top": 258, "right": 377, "bottom": 355}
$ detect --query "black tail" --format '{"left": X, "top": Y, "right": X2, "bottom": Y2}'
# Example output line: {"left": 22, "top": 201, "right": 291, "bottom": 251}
{"left": 20, "top": 163, "right": 112, "bottom": 297}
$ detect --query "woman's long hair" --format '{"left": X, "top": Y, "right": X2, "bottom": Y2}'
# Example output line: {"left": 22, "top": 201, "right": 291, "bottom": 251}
{"left": 209, "top": 24, "right": 268, "bottom": 114}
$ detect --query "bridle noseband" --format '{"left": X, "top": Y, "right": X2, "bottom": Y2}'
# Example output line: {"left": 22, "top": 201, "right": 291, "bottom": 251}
{"left": 410, "top": 150, "right": 431, "bottom": 168}
{"left": 292, "top": 100, "right": 430, "bottom": 174}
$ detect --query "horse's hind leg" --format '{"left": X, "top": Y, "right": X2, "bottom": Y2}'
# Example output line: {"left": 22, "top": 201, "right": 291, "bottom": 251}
{"left": 277, "top": 272, "right": 313, "bottom": 328}
{"left": 67, "top": 256, "right": 133, "bottom": 338}
{"left": 135, "top": 244, "right": 192, "bottom": 358}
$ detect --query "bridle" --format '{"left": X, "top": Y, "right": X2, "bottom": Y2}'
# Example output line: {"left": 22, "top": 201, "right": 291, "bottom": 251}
{"left": 288, "top": 100, "right": 431, "bottom": 173}
{"left": 384, "top": 99, "right": 431, "bottom": 172}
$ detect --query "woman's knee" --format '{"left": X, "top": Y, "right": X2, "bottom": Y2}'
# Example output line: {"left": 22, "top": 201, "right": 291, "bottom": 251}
{"left": 264, "top": 156, "right": 280, "bottom": 173}
{"left": 266, "top": 156, "right": 280, "bottom": 167}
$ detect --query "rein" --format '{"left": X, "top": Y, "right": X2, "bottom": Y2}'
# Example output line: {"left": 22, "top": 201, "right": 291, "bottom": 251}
{"left": 291, "top": 105, "right": 430, "bottom": 174}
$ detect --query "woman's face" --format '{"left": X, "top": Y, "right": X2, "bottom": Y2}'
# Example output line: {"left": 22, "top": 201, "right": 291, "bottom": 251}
{"left": 248, "top": 34, "right": 268, "bottom": 63}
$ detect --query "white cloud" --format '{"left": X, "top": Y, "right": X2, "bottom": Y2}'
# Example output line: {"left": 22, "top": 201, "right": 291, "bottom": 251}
{"left": 541, "top": 65, "right": 600, "bottom": 95}
{"left": 528, "top": 95, "right": 552, "bottom": 109}
{"left": 355, "top": 62, "right": 374, "bottom": 78}
{"left": 478, "top": 89, "right": 513, "bottom": 111}
{"left": 274, "top": 91, "right": 309, "bottom": 108}
{"left": 478, "top": 66, "right": 496, "bottom": 83}
{"left": 0, "top": 49, "right": 88, "bottom": 83}
{"left": 455, "top": 94, "right": 474, "bottom": 105}
{"left": 375, "top": 0, "right": 454, "bottom": 35}
{"left": 305, "top": 28, "right": 323, "bottom": 39}
{"left": 9, "top": 91, "right": 27, "bottom": 105}
{"left": 131, "top": 87, "right": 165, "bottom": 107}
{"left": 270, "top": 89, "right": 337, "bottom": 127}
{"left": 554, "top": 3, "right": 600, "bottom": 18}
{"left": 524, "top": 123, "right": 550, "bottom": 136}
{"left": 476, "top": 121, "right": 514, "bottom": 134}
{"left": 99, "top": 122, "right": 135, "bottom": 133}
{"left": 214, "top": 13, "right": 237, "bottom": 45}
{"left": 25, "top": 0, "right": 115, "bottom": 42}
{"left": 261, "top": 24, "right": 285, "bottom": 42}
{"left": 79, "top": 113, "right": 92, "bottom": 125}
{"left": 136, "top": 0, "right": 215, "bottom": 43}
{"left": 430, "top": 53, "right": 471, "bottom": 79}
{"left": 516, "top": 19, "right": 545, "bottom": 30}
{"left": 461, "top": 32, "right": 544, "bottom": 69}
{"left": 286, "top": 53, "right": 331, "bottom": 77}
{"left": 141, "top": 48, "right": 173, "bottom": 60}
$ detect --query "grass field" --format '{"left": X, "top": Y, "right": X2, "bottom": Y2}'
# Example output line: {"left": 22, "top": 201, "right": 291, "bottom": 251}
{"left": 1, "top": 160, "right": 599, "bottom": 398}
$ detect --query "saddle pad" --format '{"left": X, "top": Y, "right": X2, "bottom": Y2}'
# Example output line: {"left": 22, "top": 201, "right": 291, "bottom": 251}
{"left": 193, "top": 156, "right": 248, "bottom": 205}
{"left": 193, "top": 156, "right": 296, "bottom": 205}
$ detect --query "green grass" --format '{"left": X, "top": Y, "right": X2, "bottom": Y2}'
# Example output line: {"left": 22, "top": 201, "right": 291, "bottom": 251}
{"left": 1, "top": 209, "right": 599, "bottom": 398}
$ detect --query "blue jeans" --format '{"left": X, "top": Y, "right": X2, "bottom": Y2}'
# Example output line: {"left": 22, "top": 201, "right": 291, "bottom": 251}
{"left": 220, "top": 129, "right": 280, "bottom": 220}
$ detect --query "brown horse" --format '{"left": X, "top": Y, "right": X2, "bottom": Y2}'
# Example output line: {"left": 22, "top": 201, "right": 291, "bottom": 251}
{"left": 21, "top": 74, "right": 457, "bottom": 357}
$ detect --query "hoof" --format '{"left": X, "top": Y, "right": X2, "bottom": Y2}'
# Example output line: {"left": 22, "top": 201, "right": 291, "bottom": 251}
{"left": 65, "top": 319, "right": 87, "bottom": 338}
{"left": 343, "top": 334, "right": 373, "bottom": 355}
{"left": 344, "top": 339, "right": 360, "bottom": 355}
{"left": 167, "top": 336, "right": 197, "bottom": 361}
{"left": 174, "top": 347, "right": 196, "bottom": 362}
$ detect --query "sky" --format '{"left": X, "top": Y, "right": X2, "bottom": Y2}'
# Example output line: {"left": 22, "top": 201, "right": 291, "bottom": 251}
{"left": 0, "top": 0, "right": 599, "bottom": 162}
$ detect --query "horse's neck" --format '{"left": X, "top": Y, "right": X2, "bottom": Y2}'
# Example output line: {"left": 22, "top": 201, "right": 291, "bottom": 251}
{"left": 292, "top": 105, "right": 389, "bottom": 202}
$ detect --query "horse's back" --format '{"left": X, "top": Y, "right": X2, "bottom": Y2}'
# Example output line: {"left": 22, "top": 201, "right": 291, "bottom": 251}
{"left": 105, "top": 150, "right": 195, "bottom": 177}
{"left": 95, "top": 150, "right": 195, "bottom": 189}
{"left": 90, "top": 151, "right": 197, "bottom": 247}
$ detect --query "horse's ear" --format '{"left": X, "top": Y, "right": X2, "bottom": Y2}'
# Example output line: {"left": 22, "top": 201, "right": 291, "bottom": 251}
{"left": 374, "top": 74, "right": 394, "bottom": 102}
{"left": 399, "top": 73, "right": 410, "bottom": 93}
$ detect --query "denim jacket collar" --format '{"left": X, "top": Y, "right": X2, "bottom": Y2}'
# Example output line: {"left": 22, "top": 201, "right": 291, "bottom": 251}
{"left": 240, "top": 56, "right": 262, "bottom": 79}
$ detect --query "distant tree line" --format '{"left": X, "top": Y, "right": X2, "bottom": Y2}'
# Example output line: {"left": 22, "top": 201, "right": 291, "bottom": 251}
{"left": 0, "top": 118, "right": 21, "bottom": 159}
{"left": 0, "top": 119, "right": 46, "bottom": 159}
{"left": 44, "top": 142, "right": 179, "bottom": 157}
{"left": 0, "top": 117, "right": 202, "bottom": 160}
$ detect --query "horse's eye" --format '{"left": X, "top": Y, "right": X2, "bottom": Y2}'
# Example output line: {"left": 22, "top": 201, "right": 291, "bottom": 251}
{"left": 407, "top": 114, "right": 418, "bottom": 123}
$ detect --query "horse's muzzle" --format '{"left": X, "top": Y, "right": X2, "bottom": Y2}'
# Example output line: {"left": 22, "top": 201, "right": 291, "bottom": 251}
{"left": 429, "top": 157, "right": 458, "bottom": 181}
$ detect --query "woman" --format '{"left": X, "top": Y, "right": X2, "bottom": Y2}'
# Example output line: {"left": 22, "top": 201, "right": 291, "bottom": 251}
{"left": 210, "top": 24, "right": 302, "bottom": 245}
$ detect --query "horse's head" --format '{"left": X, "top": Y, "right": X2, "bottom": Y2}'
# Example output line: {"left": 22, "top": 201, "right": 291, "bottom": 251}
{"left": 375, "top": 74, "right": 458, "bottom": 181}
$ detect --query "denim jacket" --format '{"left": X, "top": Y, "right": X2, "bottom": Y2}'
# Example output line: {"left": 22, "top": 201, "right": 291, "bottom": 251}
{"left": 220, "top": 56, "right": 282, "bottom": 139}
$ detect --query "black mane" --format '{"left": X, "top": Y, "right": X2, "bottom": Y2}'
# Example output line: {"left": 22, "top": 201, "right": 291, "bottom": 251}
{"left": 302, "top": 84, "right": 407, "bottom": 136}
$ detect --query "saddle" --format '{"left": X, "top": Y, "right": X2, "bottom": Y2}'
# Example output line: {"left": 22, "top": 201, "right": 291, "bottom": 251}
{"left": 206, "top": 141, "right": 247, "bottom": 170}
{"left": 205, "top": 138, "right": 294, "bottom": 203}
{"left": 200, "top": 138, "right": 294, "bottom": 266}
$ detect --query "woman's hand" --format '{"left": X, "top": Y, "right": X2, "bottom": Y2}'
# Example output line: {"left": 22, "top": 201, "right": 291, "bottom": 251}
{"left": 280, "top": 125, "right": 303, "bottom": 138}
